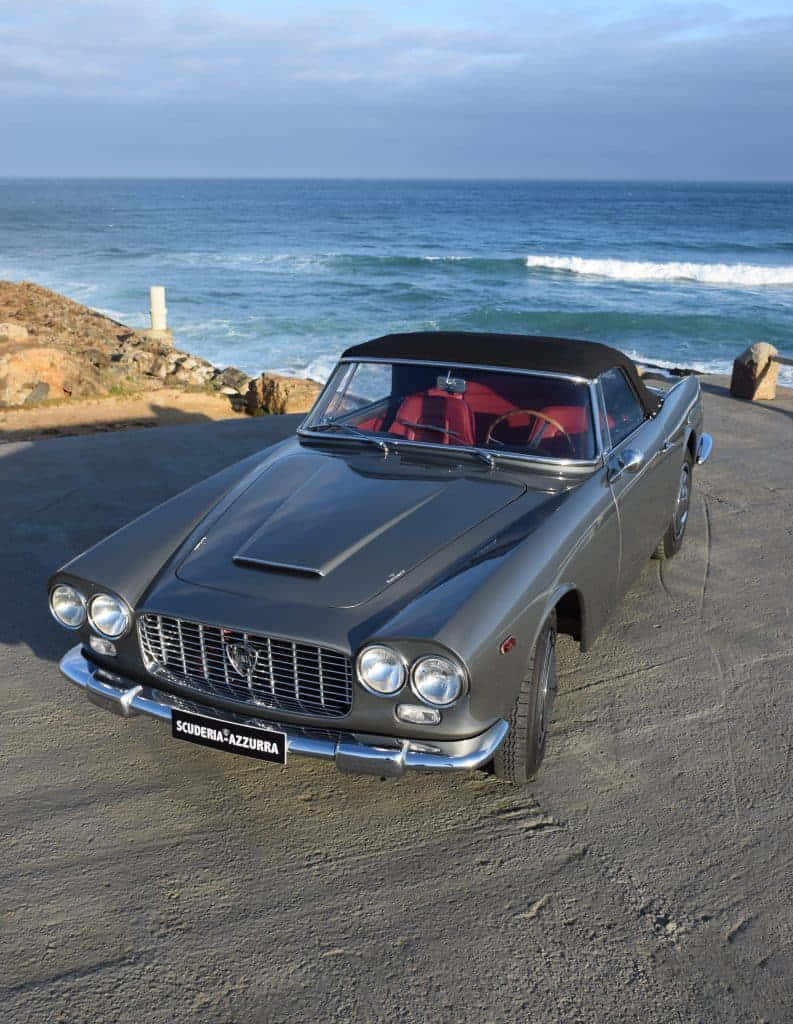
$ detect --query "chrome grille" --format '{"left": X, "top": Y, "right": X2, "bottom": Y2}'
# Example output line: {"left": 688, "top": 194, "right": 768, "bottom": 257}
{"left": 138, "top": 614, "right": 352, "bottom": 718}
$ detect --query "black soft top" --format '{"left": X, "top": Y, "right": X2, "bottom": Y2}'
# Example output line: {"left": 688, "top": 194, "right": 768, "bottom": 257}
{"left": 342, "top": 331, "right": 660, "bottom": 416}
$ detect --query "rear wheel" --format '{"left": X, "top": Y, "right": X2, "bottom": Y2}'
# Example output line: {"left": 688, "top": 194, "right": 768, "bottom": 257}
{"left": 654, "top": 452, "right": 694, "bottom": 560}
{"left": 493, "top": 611, "right": 557, "bottom": 785}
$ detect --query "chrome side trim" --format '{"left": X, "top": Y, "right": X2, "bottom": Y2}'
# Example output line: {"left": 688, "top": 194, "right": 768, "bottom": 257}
{"left": 696, "top": 433, "right": 713, "bottom": 465}
{"left": 59, "top": 646, "right": 508, "bottom": 776}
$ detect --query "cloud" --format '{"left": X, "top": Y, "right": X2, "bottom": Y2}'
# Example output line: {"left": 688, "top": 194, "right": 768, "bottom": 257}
{"left": 1, "top": 2, "right": 791, "bottom": 176}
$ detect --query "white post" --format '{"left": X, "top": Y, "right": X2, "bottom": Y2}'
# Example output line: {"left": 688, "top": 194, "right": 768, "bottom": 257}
{"left": 150, "top": 286, "right": 167, "bottom": 331}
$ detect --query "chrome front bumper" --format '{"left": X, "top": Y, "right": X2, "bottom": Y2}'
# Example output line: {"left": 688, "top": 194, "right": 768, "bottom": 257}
{"left": 59, "top": 645, "right": 508, "bottom": 778}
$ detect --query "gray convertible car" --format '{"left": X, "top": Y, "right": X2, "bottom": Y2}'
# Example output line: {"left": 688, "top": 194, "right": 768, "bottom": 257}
{"left": 49, "top": 332, "right": 712, "bottom": 784}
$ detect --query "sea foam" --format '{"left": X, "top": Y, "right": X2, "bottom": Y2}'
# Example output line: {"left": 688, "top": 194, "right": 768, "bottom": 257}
{"left": 525, "top": 255, "right": 793, "bottom": 287}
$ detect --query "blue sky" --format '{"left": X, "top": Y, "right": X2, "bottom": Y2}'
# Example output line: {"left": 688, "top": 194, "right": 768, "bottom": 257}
{"left": 1, "top": 1, "right": 791, "bottom": 178}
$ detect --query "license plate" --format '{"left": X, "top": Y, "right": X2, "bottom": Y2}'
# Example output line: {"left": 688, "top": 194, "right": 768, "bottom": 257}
{"left": 171, "top": 709, "right": 287, "bottom": 765}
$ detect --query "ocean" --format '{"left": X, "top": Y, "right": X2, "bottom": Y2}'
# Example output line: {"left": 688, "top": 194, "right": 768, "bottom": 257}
{"left": 2, "top": 179, "right": 791, "bottom": 384}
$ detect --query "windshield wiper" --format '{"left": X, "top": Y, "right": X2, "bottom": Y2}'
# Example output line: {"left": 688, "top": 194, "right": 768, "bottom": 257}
{"left": 307, "top": 421, "right": 503, "bottom": 467}
{"left": 308, "top": 420, "right": 391, "bottom": 454}
{"left": 470, "top": 449, "right": 497, "bottom": 468}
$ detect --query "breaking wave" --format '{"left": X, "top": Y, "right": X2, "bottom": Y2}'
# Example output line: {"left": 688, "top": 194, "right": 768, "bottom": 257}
{"left": 525, "top": 255, "right": 793, "bottom": 287}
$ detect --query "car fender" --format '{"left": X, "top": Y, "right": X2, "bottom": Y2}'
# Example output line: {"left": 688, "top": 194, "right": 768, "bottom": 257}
{"left": 437, "top": 475, "right": 618, "bottom": 722}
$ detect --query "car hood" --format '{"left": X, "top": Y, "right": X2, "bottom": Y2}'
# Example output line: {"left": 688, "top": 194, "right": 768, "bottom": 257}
{"left": 175, "top": 447, "right": 529, "bottom": 608}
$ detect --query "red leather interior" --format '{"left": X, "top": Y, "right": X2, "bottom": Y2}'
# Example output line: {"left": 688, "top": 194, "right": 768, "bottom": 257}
{"left": 357, "top": 415, "right": 386, "bottom": 431}
{"left": 530, "top": 405, "right": 591, "bottom": 440}
{"left": 389, "top": 388, "right": 476, "bottom": 445}
{"left": 463, "top": 379, "right": 533, "bottom": 437}
{"left": 361, "top": 380, "right": 599, "bottom": 457}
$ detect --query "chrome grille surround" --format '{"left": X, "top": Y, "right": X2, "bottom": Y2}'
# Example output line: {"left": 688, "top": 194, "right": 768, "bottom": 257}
{"left": 138, "top": 614, "right": 352, "bottom": 718}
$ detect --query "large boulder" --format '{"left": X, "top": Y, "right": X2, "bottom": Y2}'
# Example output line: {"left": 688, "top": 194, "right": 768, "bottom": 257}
{"left": 251, "top": 372, "right": 323, "bottom": 415}
{"left": 0, "top": 346, "right": 104, "bottom": 406}
{"left": 245, "top": 376, "right": 265, "bottom": 415}
{"left": 730, "top": 342, "right": 779, "bottom": 401}
{"left": 214, "top": 366, "right": 251, "bottom": 394}
{"left": 167, "top": 354, "right": 218, "bottom": 387}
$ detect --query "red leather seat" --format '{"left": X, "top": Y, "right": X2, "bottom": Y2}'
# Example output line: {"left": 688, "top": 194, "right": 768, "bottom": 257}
{"left": 357, "top": 414, "right": 386, "bottom": 432}
{"left": 530, "top": 405, "right": 591, "bottom": 440}
{"left": 389, "top": 388, "right": 476, "bottom": 446}
{"left": 527, "top": 404, "right": 595, "bottom": 458}
{"left": 464, "top": 379, "right": 532, "bottom": 442}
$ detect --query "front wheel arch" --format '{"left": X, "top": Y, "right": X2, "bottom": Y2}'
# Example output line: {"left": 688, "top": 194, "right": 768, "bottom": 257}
{"left": 555, "top": 586, "right": 585, "bottom": 646}
{"left": 492, "top": 609, "right": 558, "bottom": 785}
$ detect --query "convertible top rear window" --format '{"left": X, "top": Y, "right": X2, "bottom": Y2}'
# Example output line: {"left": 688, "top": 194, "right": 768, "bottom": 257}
{"left": 303, "top": 360, "right": 597, "bottom": 461}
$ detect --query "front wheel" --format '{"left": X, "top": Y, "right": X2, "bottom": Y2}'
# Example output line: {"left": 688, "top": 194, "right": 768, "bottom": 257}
{"left": 654, "top": 452, "right": 694, "bottom": 560}
{"left": 493, "top": 611, "right": 557, "bottom": 785}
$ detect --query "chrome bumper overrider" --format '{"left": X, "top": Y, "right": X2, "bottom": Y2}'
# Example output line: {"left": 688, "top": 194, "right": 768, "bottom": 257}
{"left": 59, "top": 645, "right": 508, "bottom": 777}
{"left": 696, "top": 433, "right": 713, "bottom": 465}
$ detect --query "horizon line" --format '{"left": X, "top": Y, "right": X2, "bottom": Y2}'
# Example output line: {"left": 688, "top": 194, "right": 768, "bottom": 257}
{"left": 2, "top": 175, "right": 793, "bottom": 186}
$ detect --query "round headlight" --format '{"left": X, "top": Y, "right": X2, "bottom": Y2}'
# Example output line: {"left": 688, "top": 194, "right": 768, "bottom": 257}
{"left": 50, "top": 584, "right": 87, "bottom": 629}
{"left": 356, "top": 645, "right": 406, "bottom": 696}
{"left": 88, "top": 593, "right": 131, "bottom": 639}
{"left": 411, "top": 656, "right": 464, "bottom": 707}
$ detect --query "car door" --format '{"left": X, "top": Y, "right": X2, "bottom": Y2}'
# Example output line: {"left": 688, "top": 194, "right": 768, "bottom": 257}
{"left": 599, "top": 368, "right": 678, "bottom": 594}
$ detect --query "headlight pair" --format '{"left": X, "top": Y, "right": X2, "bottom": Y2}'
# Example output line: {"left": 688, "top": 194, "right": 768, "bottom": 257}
{"left": 356, "top": 644, "right": 465, "bottom": 707}
{"left": 50, "top": 585, "right": 130, "bottom": 639}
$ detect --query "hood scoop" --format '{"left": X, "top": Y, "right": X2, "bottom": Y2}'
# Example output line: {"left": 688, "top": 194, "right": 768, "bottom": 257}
{"left": 177, "top": 449, "right": 528, "bottom": 607}
{"left": 232, "top": 556, "right": 323, "bottom": 577}
{"left": 231, "top": 484, "right": 442, "bottom": 580}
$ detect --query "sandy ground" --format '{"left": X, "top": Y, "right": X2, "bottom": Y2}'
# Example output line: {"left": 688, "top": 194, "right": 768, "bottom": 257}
{"left": 1, "top": 382, "right": 792, "bottom": 1023}
{"left": 0, "top": 388, "right": 246, "bottom": 443}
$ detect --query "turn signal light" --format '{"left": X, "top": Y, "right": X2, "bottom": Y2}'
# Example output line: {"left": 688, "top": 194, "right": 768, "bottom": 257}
{"left": 88, "top": 635, "right": 117, "bottom": 656}
{"left": 396, "top": 704, "right": 441, "bottom": 725}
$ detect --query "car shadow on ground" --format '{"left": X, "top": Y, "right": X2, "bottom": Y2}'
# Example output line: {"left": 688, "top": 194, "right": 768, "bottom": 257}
{"left": 0, "top": 415, "right": 299, "bottom": 666}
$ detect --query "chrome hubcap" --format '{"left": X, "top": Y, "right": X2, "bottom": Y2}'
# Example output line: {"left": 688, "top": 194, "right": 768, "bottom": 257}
{"left": 673, "top": 463, "right": 690, "bottom": 540}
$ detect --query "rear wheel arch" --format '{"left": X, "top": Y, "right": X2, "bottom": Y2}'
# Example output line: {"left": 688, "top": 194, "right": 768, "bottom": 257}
{"left": 686, "top": 428, "right": 698, "bottom": 463}
{"left": 654, "top": 448, "right": 695, "bottom": 560}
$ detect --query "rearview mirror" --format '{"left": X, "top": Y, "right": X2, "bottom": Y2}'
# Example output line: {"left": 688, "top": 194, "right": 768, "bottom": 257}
{"left": 436, "top": 375, "right": 467, "bottom": 394}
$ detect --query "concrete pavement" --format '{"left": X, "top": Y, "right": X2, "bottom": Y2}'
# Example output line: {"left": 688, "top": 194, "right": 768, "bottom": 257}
{"left": 1, "top": 388, "right": 791, "bottom": 1023}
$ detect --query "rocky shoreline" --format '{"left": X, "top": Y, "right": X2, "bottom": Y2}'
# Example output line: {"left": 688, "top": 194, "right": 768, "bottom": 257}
{"left": 0, "top": 281, "right": 323, "bottom": 429}
{"left": 4, "top": 279, "right": 787, "bottom": 444}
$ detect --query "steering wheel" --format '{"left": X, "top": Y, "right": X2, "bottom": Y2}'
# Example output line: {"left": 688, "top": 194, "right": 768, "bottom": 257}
{"left": 484, "top": 408, "right": 575, "bottom": 454}
{"left": 394, "top": 418, "right": 463, "bottom": 441}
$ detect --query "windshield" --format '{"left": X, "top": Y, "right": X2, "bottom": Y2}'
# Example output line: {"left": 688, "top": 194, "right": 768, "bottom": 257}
{"left": 302, "top": 360, "right": 597, "bottom": 461}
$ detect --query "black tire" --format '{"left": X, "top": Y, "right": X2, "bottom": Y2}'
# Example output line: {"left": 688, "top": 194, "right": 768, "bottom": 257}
{"left": 654, "top": 452, "right": 694, "bottom": 561}
{"left": 493, "top": 611, "right": 557, "bottom": 785}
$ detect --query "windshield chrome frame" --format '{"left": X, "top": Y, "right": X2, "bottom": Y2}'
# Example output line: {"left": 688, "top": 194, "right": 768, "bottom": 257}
{"left": 298, "top": 357, "right": 606, "bottom": 468}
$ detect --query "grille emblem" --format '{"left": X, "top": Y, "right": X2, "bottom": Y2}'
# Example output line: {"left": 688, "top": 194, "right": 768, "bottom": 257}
{"left": 226, "top": 642, "right": 260, "bottom": 682}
